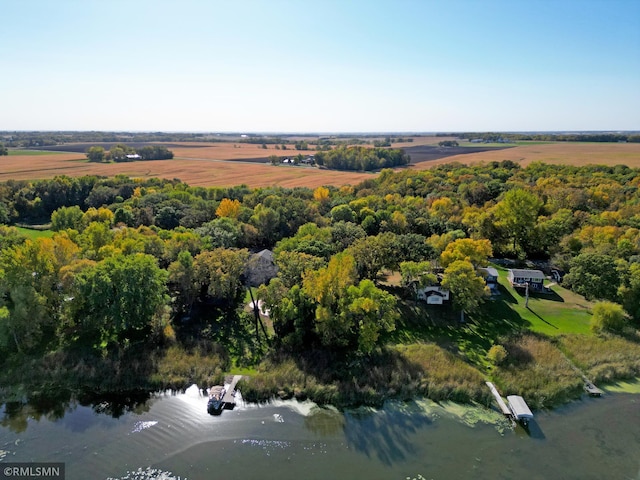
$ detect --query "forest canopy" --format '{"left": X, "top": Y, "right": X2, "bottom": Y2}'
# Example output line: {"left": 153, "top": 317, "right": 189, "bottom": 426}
{"left": 1, "top": 160, "right": 639, "bottom": 399}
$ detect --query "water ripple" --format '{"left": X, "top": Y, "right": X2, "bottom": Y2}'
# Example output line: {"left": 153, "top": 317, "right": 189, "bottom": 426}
{"left": 131, "top": 421, "right": 158, "bottom": 433}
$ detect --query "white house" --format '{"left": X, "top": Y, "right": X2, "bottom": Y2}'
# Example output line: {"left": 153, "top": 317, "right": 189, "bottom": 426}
{"left": 416, "top": 285, "right": 450, "bottom": 305}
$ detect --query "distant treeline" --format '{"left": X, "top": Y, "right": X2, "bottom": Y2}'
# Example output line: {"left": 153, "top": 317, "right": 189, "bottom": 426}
{"left": 440, "top": 132, "right": 640, "bottom": 143}
{"left": 0, "top": 131, "right": 222, "bottom": 147}
{"left": 314, "top": 146, "right": 410, "bottom": 171}
{"left": 1, "top": 131, "right": 418, "bottom": 150}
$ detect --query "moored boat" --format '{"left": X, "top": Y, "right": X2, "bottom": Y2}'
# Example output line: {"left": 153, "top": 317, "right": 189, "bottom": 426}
{"left": 506, "top": 395, "right": 534, "bottom": 426}
{"left": 207, "top": 386, "right": 226, "bottom": 415}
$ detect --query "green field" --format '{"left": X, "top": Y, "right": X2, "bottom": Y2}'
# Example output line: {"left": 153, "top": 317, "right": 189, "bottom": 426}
{"left": 15, "top": 226, "right": 54, "bottom": 239}
{"left": 8, "top": 149, "right": 62, "bottom": 156}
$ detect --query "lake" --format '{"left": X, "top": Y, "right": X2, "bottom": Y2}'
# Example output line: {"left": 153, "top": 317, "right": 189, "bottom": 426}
{"left": 1, "top": 386, "right": 639, "bottom": 480}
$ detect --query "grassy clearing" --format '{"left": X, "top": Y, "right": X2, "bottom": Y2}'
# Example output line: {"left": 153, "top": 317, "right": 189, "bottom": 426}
{"left": 15, "top": 226, "right": 54, "bottom": 240}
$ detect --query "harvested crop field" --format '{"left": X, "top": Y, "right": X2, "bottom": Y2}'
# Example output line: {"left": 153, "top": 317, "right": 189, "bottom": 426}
{"left": 0, "top": 152, "right": 375, "bottom": 188}
{"left": 3, "top": 141, "right": 640, "bottom": 188}
{"left": 410, "top": 142, "right": 640, "bottom": 169}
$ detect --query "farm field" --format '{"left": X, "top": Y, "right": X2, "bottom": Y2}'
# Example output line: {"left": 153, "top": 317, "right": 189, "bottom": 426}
{"left": 413, "top": 141, "right": 640, "bottom": 169}
{"left": 2, "top": 139, "right": 639, "bottom": 188}
{"left": 0, "top": 151, "right": 375, "bottom": 188}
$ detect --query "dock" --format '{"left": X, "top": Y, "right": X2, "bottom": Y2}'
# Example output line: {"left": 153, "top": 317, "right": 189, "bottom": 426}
{"left": 486, "top": 381, "right": 512, "bottom": 417}
{"left": 584, "top": 381, "right": 604, "bottom": 397}
{"left": 222, "top": 375, "right": 243, "bottom": 409}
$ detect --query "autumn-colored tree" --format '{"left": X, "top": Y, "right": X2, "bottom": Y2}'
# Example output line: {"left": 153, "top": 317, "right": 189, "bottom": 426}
{"left": 216, "top": 198, "right": 241, "bottom": 219}
{"left": 441, "top": 259, "right": 489, "bottom": 322}
{"left": 440, "top": 238, "right": 493, "bottom": 268}
{"left": 302, "top": 252, "right": 396, "bottom": 352}
{"left": 313, "top": 186, "right": 330, "bottom": 203}
{"left": 303, "top": 252, "right": 357, "bottom": 348}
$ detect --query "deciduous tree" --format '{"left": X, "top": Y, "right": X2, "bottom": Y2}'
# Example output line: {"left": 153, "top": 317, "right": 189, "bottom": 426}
{"left": 441, "top": 259, "right": 489, "bottom": 322}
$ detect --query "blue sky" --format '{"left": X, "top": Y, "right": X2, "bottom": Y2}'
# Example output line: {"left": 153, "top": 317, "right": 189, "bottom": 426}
{"left": 1, "top": 0, "right": 639, "bottom": 132}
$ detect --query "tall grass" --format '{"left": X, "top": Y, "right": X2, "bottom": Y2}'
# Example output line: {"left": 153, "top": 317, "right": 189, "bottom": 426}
{"left": 239, "top": 343, "right": 491, "bottom": 408}
{"left": 558, "top": 333, "right": 640, "bottom": 383}
{"left": 492, "top": 333, "right": 582, "bottom": 408}
{"left": 151, "top": 343, "right": 228, "bottom": 390}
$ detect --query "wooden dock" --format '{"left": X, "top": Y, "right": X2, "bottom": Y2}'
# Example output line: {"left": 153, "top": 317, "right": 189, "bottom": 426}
{"left": 584, "top": 381, "right": 604, "bottom": 397}
{"left": 486, "top": 381, "right": 512, "bottom": 417}
{"left": 222, "top": 375, "right": 242, "bottom": 408}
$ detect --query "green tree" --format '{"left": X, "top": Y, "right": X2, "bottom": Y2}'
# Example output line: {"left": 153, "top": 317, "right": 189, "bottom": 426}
{"left": 563, "top": 253, "right": 620, "bottom": 301}
{"left": 591, "top": 301, "right": 627, "bottom": 333}
{"left": 0, "top": 142, "right": 8, "bottom": 156}
{"left": 400, "top": 261, "right": 438, "bottom": 297}
{"left": 167, "top": 250, "right": 198, "bottom": 315}
{"left": 347, "top": 232, "right": 397, "bottom": 280}
{"left": 619, "top": 262, "right": 640, "bottom": 321}
{"left": 345, "top": 279, "right": 397, "bottom": 353}
{"left": 86, "top": 146, "right": 106, "bottom": 163}
{"left": 330, "top": 204, "right": 356, "bottom": 223}
{"left": 193, "top": 248, "right": 249, "bottom": 306}
{"left": 66, "top": 253, "right": 168, "bottom": 348}
{"left": 0, "top": 236, "right": 79, "bottom": 352}
{"left": 441, "top": 259, "right": 489, "bottom": 322}
{"left": 275, "top": 250, "right": 326, "bottom": 288}
{"left": 258, "top": 279, "right": 315, "bottom": 350}
{"left": 51, "top": 205, "right": 84, "bottom": 231}
{"left": 302, "top": 252, "right": 396, "bottom": 353}
{"left": 195, "top": 217, "right": 241, "bottom": 249}
{"left": 493, "top": 189, "right": 543, "bottom": 255}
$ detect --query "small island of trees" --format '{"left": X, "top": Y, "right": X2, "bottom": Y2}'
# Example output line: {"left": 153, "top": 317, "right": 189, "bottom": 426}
{"left": 86, "top": 144, "right": 174, "bottom": 162}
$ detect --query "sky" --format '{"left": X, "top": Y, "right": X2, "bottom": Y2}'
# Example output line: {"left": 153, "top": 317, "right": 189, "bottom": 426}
{"left": 1, "top": 0, "right": 639, "bottom": 133}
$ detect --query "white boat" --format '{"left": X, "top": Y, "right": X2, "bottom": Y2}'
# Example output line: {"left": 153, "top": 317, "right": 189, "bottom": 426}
{"left": 507, "top": 395, "right": 534, "bottom": 426}
{"left": 207, "top": 386, "right": 226, "bottom": 415}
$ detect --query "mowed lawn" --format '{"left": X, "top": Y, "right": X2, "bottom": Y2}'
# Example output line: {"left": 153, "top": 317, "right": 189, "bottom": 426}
{"left": 491, "top": 266, "right": 593, "bottom": 336}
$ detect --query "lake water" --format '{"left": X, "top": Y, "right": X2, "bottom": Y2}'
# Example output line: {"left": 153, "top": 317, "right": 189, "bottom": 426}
{"left": 1, "top": 386, "right": 639, "bottom": 480}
